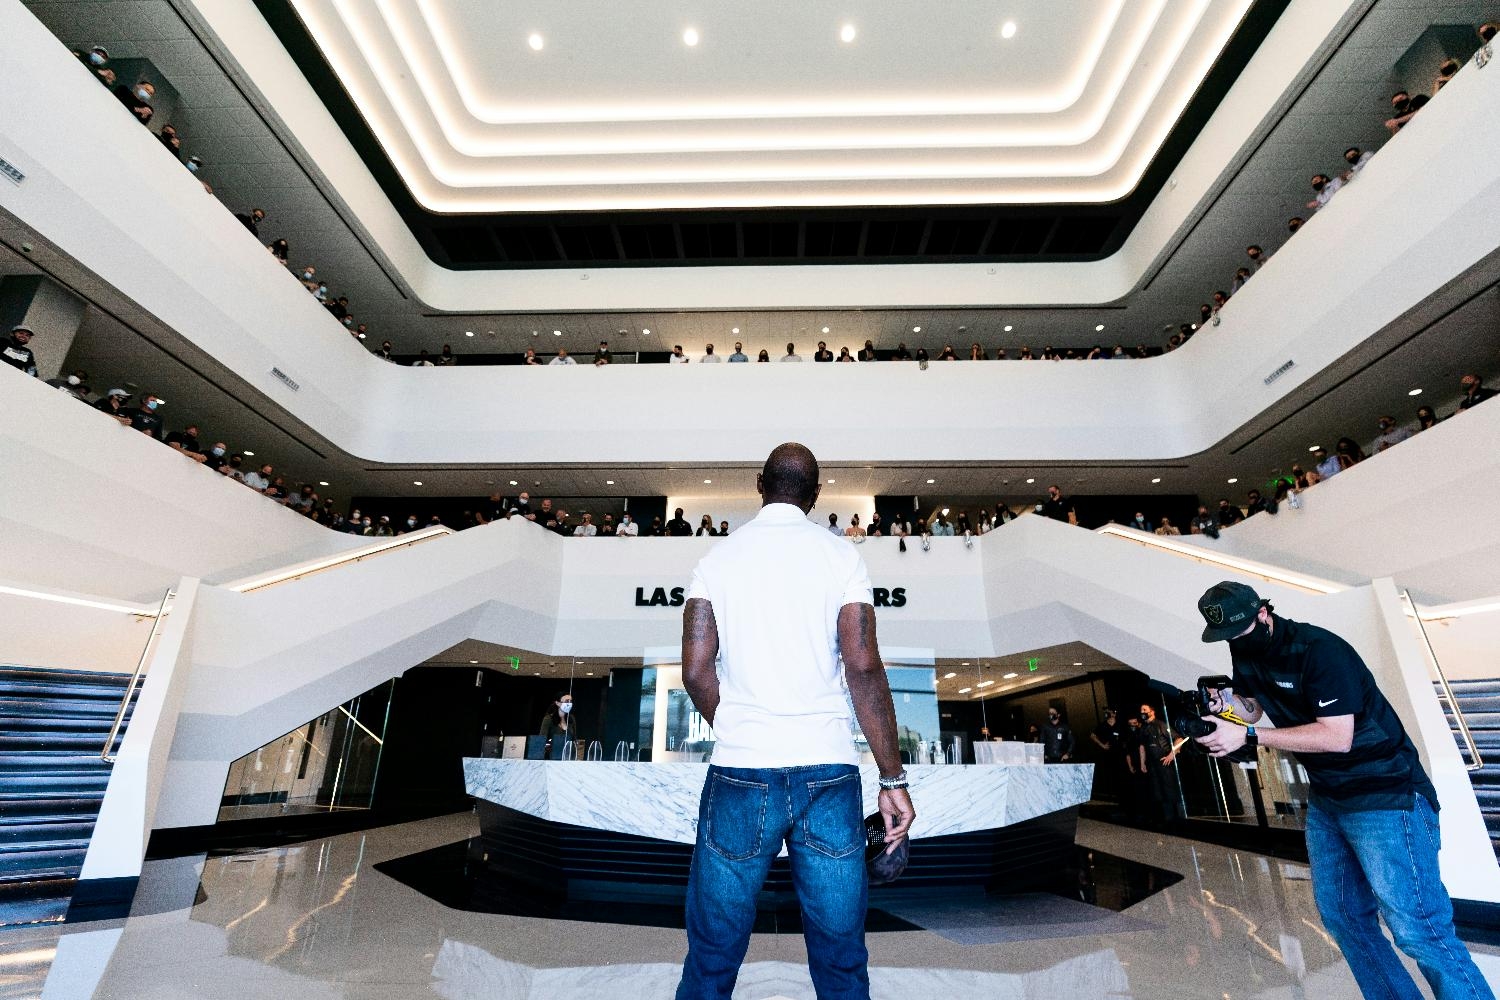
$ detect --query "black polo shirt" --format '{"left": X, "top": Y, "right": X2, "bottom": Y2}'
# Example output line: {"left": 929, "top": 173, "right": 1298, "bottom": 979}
{"left": 1230, "top": 616, "right": 1436, "bottom": 813}
{"left": 1039, "top": 495, "right": 1073, "bottom": 522}
{"left": 121, "top": 407, "right": 163, "bottom": 438}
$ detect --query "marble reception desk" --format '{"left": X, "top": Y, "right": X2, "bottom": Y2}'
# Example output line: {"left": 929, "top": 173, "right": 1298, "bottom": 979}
{"left": 463, "top": 759, "right": 1093, "bottom": 844}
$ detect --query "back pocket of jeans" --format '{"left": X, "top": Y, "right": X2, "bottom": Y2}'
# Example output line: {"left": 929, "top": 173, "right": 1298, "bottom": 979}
{"left": 705, "top": 773, "right": 768, "bottom": 861}
{"left": 803, "top": 773, "right": 862, "bottom": 858}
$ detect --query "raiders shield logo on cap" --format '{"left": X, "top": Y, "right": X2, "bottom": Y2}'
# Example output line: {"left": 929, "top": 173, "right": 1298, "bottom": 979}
{"left": 1204, "top": 604, "right": 1224, "bottom": 626}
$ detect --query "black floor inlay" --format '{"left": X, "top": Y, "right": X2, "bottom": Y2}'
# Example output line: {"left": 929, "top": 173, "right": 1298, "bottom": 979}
{"left": 374, "top": 838, "right": 1182, "bottom": 934}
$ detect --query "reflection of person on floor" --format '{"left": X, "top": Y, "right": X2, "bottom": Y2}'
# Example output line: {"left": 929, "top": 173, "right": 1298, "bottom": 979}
{"left": 1139, "top": 703, "right": 1185, "bottom": 826}
{"left": 1040, "top": 707, "right": 1075, "bottom": 762}
{"left": 674, "top": 443, "right": 914, "bottom": 1000}
{"left": 1194, "top": 582, "right": 1494, "bottom": 1000}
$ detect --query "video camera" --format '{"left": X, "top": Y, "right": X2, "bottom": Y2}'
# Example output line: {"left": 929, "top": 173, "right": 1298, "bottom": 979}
{"left": 1152, "top": 675, "right": 1257, "bottom": 763}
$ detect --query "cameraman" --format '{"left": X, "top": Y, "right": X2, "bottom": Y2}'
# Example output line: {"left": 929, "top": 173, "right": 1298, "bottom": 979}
{"left": 1193, "top": 582, "right": 1492, "bottom": 1000}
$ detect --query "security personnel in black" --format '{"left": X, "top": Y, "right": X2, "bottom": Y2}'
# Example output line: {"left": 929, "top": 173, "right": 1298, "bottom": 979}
{"left": 1193, "top": 581, "right": 1491, "bottom": 1000}
{"left": 2, "top": 325, "right": 38, "bottom": 377}
{"left": 1038, "top": 707, "right": 1074, "bottom": 763}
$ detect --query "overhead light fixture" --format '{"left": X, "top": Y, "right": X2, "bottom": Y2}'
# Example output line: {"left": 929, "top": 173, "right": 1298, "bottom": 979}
{"left": 553, "top": 329, "right": 562, "bottom": 336}
{"left": 1073, "top": 662, "right": 1083, "bottom": 667}
{"left": 1025, "top": 477, "right": 1035, "bottom": 484}
{"left": 318, "top": 481, "right": 330, "bottom": 487}
{"left": 470, "top": 659, "right": 479, "bottom": 664}
{"left": 1308, "top": 445, "right": 1321, "bottom": 452}
{"left": 527, "top": 33, "right": 544, "bottom": 51}
{"left": 586, "top": 671, "right": 594, "bottom": 676}
{"left": 926, "top": 478, "right": 935, "bottom": 484}
{"left": 465, "top": 330, "right": 475, "bottom": 337}
{"left": 912, "top": 325, "right": 921, "bottom": 333}
{"left": 1227, "top": 477, "right": 1238, "bottom": 484}
{"left": 962, "top": 662, "right": 970, "bottom": 666}
{"left": 1003, "top": 672, "right": 1019, "bottom": 679}
{"left": 1151, "top": 477, "right": 1162, "bottom": 484}
{"left": 1003, "top": 325, "right": 1013, "bottom": 332}
{"left": 703, "top": 479, "right": 712, "bottom": 484}
{"left": 642, "top": 328, "right": 651, "bottom": 335}
{"left": 242, "top": 450, "right": 255, "bottom": 457}
{"left": 731, "top": 327, "right": 740, "bottom": 334}
{"left": 941, "top": 507, "right": 950, "bottom": 517}
{"left": 682, "top": 26, "right": 699, "bottom": 46}
{"left": 1095, "top": 324, "right": 1105, "bottom": 332}
{"left": 413, "top": 480, "right": 424, "bottom": 486}
{"left": 943, "top": 671, "right": 957, "bottom": 679}
{"left": 977, "top": 680, "right": 995, "bottom": 688}
{"left": 1408, "top": 388, "right": 1423, "bottom": 396}
{"left": 827, "top": 478, "right": 836, "bottom": 484}
{"left": 840, "top": 23, "right": 856, "bottom": 43}
{"left": 1000, "top": 21, "right": 1018, "bottom": 39}
{"left": 958, "top": 687, "right": 973, "bottom": 694}
{"left": 1095, "top": 524, "right": 1343, "bottom": 594}
{"left": 606, "top": 480, "right": 615, "bottom": 485}
{"left": 822, "top": 326, "right": 830, "bottom": 334}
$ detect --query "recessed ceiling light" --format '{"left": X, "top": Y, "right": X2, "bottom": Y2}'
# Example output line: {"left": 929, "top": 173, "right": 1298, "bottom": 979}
{"left": 413, "top": 480, "right": 424, "bottom": 486}
{"left": 1000, "top": 21, "right": 1018, "bottom": 39}
{"left": 958, "top": 687, "right": 973, "bottom": 694}
{"left": 1095, "top": 324, "right": 1105, "bottom": 332}
{"left": 682, "top": 26, "right": 699, "bottom": 46}
{"left": 1408, "top": 388, "right": 1422, "bottom": 396}
{"left": 977, "top": 680, "right": 995, "bottom": 688}
{"left": 1151, "top": 477, "right": 1162, "bottom": 484}
{"left": 840, "top": 23, "right": 856, "bottom": 43}
{"left": 1003, "top": 672, "right": 1018, "bottom": 679}
{"left": 356, "top": 332, "right": 366, "bottom": 339}
{"left": 242, "top": 450, "right": 255, "bottom": 456}
{"left": 827, "top": 478, "right": 836, "bottom": 484}
{"left": 1025, "top": 477, "right": 1035, "bottom": 484}
{"left": 1003, "top": 325, "right": 1013, "bottom": 332}
{"left": 553, "top": 329, "right": 562, "bottom": 336}
{"left": 1227, "top": 477, "right": 1238, "bottom": 484}
{"left": 943, "top": 671, "right": 957, "bottom": 679}
{"left": 731, "top": 327, "right": 740, "bottom": 334}
{"left": 533, "top": 672, "right": 541, "bottom": 676}
{"left": 606, "top": 480, "right": 615, "bottom": 485}
{"left": 318, "top": 481, "right": 329, "bottom": 487}
{"left": 822, "top": 326, "right": 830, "bottom": 334}
{"left": 912, "top": 325, "right": 921, "bottom": 333}
{"left": 926, "top": 478, "right": 936, "bottom": 484}
{"left": 962, "top": 662, "right": 970, "bottom": 666}
{"left": 509, "top": 480, "right": 518, "bottom": 486}
{"left": 469, "top": 659, "right": 479, "bottom": 664}
{"left": 527, "top": 33, "right": 544, "bottom": 51}
{"left": 642, "top": 328, "right": 651, "bottom": 335}
{"left": 1308, "top": 444, "right": 1321, "bottom": 452}
{"left": 703, "top": 479, "right": 712, "bottom": 484}
{"left": 586, "top": 671, "right": 594, "bottom": 676}
{"left": 1073, "top": 662, "right": 1083, "bottom": 667}
{"left": 465, "top": 330, "right": 474, "bottom": 337}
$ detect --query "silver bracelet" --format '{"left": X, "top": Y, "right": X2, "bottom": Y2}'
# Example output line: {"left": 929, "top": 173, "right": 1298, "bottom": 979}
{"left": 878, "top": 770, "right": 909, "bottom": 790}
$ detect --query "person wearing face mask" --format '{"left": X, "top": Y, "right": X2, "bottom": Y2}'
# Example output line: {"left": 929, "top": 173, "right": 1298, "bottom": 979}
{"left": 1136, "top": 702, "right": 1183, "bottom": 828}
{"left": 113, "top": 80, "right": 155, "bottom": 123}
{"left": 540, "top": 692, "right": 576, "bottom": 759}
{"left": 1193, "top": 583, "right": 1489, "bottom": 1000}
{"left": 616, "top": 513, "right": 638, "bottom": 537}
{"left": 1128, "top": 511, "right": 1154, "bottom": 533}
{"left": 2, "top": 325, "right": 39, "bottom": 378}
{"left": 164, "top": 423, "right": 208, "bottom": 463}
{"left": 1306, "top": 173, "right": 1343, "bottom": 213}
{"left": 1038, "top": 706, "right": 1074, "bottom": 763}
{"left": 1372, "top": 414, "right": 1412, "bottom": 452}
{"left": 121, "top": 394, "right": 165, "bottom": 439}
{"left": 399, "top": 515, "right": 420, "bottom": 534}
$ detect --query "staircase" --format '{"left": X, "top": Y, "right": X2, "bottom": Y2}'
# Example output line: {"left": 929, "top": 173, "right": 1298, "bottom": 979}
{"left": 0, "top": 667, "right": 137, "bottom": 926}
{"left": 1434, "top": 678, "right": 1500, "bottom": 855}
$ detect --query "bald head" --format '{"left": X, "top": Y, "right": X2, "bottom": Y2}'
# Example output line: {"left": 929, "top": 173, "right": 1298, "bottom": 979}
{"left": 758, "top": 442, "right": 820, "bottom": 511}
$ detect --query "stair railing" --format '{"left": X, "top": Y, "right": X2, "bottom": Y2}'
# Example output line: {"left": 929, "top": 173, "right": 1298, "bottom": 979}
{"left": 102, "top": 586, "right": 175, "bottom": 763}
{"left": 1402, "top": 588, "right": 1483, "bottom": 772}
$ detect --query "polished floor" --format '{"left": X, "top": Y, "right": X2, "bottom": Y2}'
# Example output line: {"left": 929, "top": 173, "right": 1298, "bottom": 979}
{"left": 1, "top": 813, "right": 1496, "bottom": 1000}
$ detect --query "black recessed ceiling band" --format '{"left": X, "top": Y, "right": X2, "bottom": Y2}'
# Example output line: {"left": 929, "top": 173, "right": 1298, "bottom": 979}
{"left": 250, "top": 1, "right": 1289, "bottom": 272}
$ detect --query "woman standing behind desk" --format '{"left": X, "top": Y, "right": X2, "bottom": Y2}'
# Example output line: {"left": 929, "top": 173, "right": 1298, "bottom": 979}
{"left": 540, "top": 692, "right": 575, "bottom": 759}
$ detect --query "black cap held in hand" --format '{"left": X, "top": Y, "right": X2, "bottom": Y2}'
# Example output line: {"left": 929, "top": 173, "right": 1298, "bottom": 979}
{"left": 1198, "top": 581, "right": 1265, "bottom": 642}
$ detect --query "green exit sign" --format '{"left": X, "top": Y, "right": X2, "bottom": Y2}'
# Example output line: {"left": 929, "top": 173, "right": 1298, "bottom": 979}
{"left": 508, "top": 656, "right": 521, "bottom": 672}
{"left": 1026, "top": 657, "right": 1041, "bottom": 672}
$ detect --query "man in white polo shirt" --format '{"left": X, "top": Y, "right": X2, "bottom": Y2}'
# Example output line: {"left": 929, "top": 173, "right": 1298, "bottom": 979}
{"left": 674, "top": 442, "right": 914, "bottom": 1000}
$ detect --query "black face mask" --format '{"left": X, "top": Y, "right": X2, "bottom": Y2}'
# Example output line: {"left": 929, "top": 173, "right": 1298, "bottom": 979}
{"left": 1228, "top": 616, "right": 1275, "bottom": 658}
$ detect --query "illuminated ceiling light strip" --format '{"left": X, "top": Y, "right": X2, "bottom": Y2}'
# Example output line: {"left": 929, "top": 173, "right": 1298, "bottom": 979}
{"left": 0, "top": 584, "right": 160, "bottom": 617}
{"left": 1401, "top": 599, "right": 1500, "bottom": 622}
{"left": 363, "top": 0, "right": 1167, "bottom": 160}
{"left": 330, "top": 1, "right": 1188, "bottom": 189}
{"left": 1093, "top": 525, "right": 1343, "bottom": 595}
{"left": 298, "top": 0, "right": 1243, "bottom": 211}
{"left": 407, "top": 0, "right": 1129, "bottom": 124}
{"left": 223, "top": 526, "right": 454, "bottom": 593}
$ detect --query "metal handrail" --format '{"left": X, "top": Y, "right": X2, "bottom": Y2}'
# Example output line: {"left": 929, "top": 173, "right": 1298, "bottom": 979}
{"left": 1402, "top": 588, "right": 1483, "bottom": 772}
{"left": 101, "top": 586, "right": 175, "bottom": 763}
{"left": 221, "top": 526, "right": 454, "bottom": 594}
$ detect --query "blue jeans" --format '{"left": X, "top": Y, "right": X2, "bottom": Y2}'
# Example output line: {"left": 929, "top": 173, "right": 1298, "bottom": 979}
{"left": 1305, "top": 796, "right": 1494, "bottom": 1000}
{"left": 676, "top": 764, "right": 869, "bottom": 1000}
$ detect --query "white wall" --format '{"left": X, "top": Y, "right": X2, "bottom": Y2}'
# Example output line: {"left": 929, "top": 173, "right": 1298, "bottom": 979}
{"left": 1188, "top": 398, "right": 1500, "bottom": 604}
{"left": 4, "top": 0, "right": 1500, "bottom": 468}
{"left": 0, "top": 587, "right": 157, "bottom": 673}
{"left": 0, "top": 371, "right": 364, "bottom": 602}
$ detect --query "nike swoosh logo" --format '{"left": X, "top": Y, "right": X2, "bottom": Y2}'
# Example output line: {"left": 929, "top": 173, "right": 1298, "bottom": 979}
{"left": 1318, "top": 698, "right": 1338, "bottom": 708}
